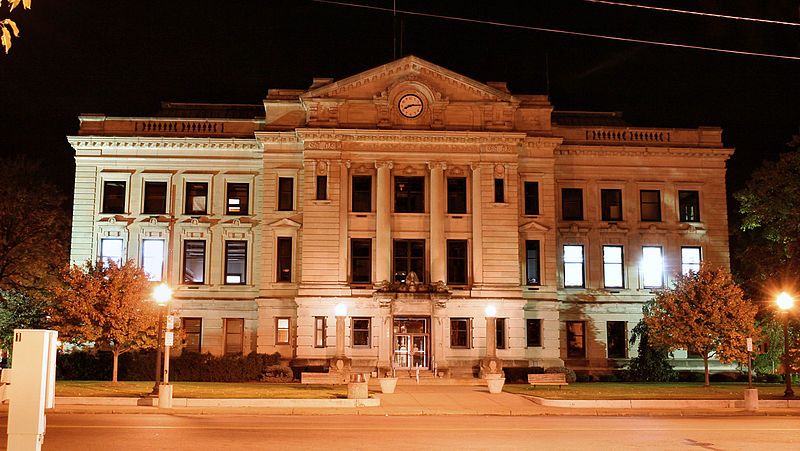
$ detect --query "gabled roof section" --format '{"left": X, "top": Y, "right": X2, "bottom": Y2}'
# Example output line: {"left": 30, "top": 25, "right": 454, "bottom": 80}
{"left": 302, "top": 55, "right": 516, "bottom": 102}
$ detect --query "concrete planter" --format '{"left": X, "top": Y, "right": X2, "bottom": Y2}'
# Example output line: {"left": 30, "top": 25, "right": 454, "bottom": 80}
{"left": 378, "top": 377, "right": 398, "bottom": 394}
{"left": 487, "top": 377, "right": 505, "bottom": 394}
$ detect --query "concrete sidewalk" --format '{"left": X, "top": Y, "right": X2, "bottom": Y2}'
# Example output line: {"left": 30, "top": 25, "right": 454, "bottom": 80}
{"left": 29, "top": 385, "right": 800, "bottom": 417}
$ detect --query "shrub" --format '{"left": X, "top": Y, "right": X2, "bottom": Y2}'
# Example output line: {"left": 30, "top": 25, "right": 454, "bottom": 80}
{"left": 709, "top": 372, "right": 739, "bottom": 383}
{"left": 676, "top": 371, "right": 706, "bottom": 383}
{"left": 261, "top": 365, "right": 294, "bottom": 382}
{"left": 755, "top": 373, "right": 782, "bottom": 384}
{"left": 502, "top": 366, "right": 544, "bottom": 383}
{"left": 575, "top": 373, "right": 593, "bottom": 383}
{"left": 624, "top": 319, "right": 676, "bottom": 382}
{"left": 544, "top": 366, "right": 577, "bottom": 383}
{"left": 598, "top": 373, "right": 621, "bottom": 382}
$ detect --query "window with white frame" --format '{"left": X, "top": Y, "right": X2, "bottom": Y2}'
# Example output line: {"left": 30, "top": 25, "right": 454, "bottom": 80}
{"left": 101, "top": 180, "right": 126, "bottom": 214}
{"left": 641, "top": 246, "right": 664, "bottom": 288}
{"left": 185, "top": 182, "right": 209, "bottom": 215}
{"left": 681, "top": 246, "right": 702, "bottom": 275}
{"left": 602, "top": 245, "right": 624, "bottom": 288}
{"left": 314, "top": 316, "right": 326, "bottom": 348}
{"left": 276, "top": 317, "right": 290, "bottom": 344}
{"left": 141, "top": 239, "right": 165, "bottom": 281}
{"left": 100, "top": 238, "right": 124, "bottom": 267}
{"left": 352, "top": 317, "right": 371, "bottom": 347}
{"left": 563, "top": 245, "right": 585, "bottom": 288}
{"left": 224, "top": 241, "right": 247, "bottom": 284}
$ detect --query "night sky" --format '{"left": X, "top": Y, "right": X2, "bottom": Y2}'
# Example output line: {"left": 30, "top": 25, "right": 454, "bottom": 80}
{"left": 1, "top": 0, "right": 798, "bottom": 204}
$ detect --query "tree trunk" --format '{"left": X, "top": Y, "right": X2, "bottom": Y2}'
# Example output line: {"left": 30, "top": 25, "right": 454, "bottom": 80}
{"left": 703, "top": 353, "right": 710, "bottom": 387}
{"left": 112, "top": 349, "right": 119, "bottom": 384}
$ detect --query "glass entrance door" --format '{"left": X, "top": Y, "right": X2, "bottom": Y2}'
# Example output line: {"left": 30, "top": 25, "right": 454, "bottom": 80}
{"left": 393, "top": 317, "right": 429, "bottom": 369}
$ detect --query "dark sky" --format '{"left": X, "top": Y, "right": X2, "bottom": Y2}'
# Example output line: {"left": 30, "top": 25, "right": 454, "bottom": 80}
{"left": 1, "top": 0, "right": 798, "bottom": 198}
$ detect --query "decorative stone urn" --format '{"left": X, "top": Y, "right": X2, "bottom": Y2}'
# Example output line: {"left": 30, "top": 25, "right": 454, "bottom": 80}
{"left": 378, "top": 377, "right": 398, "bottom": 394}
{"left": 486, "top": 373, "right": 506, "bottom": 394}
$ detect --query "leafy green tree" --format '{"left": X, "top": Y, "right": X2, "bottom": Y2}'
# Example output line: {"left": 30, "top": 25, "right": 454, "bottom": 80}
{"left": 645, "top": 264, "right": 759, "bottom": 386}
{"left": 0, "top": 289, "right": 49, "bottom": 352}
{"left": 51, "top": 260, "right": 160, "bottom": 383}
{"left": 624, "top": 315, "right": 676, "bottom": 382}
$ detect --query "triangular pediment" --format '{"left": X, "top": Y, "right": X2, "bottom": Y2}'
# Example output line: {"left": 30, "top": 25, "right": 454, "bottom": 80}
{"left": 302, "top": 55, "right": 515, "bottom": 103}
{"left": 519, "top": 220, "right": 550, "bottom": 232}
{"left": 268, "top": 218, "right": 302, "bottom": 229}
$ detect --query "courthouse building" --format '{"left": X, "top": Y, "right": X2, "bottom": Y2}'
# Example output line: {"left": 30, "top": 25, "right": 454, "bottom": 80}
{"left": 68, "top": 56, "right": 733, "bottom": 376}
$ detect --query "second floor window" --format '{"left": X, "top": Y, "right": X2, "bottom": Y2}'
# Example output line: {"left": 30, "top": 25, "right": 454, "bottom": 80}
{"left": 681, "top": 246, "right": 702, "bottom": 275}
{"left": 447, "top": 177, "right": 467, "bottom": 214}
{"left": 601, "top": 189, "right": 623, "bottom": 221}
{"left": 679, "top": 190, "right": 700, "bottom": 222}
{"left": 563, "top": 245, "right": 585, "bottom": 288}
{"left": 562, "top": 188, "right": 583, "bottom": 220}
{"left": 276, "top": 237, "right": 292, "bottom": 282}
{"left": 185, "top": 182, "right": 208, "bottom": 215}
{"left": 278, "top": 177, "right": 294, "bottom": 211}
{"left": 226, "top": 183, "right": 249, "bottom": 215}
{"left": 395, "top": 176, "right": 424, "bottom": 213}
{"left": 183, "top": 240, "right": 206, "bottom": 284}
{"left": 393, "top": 239, "right": 425, "bottom": 283}
{"left": 102, "top": 181, "right": 126, "bottom": 214}
{"left": 446, "top": 240, "right": 468, "bottom": 285}
{"left": 641, "top": 246, "right": 664, "bottom": 288}
{"left": 141, "top": 239, "right": 165, "bottom": 282}
{"left": 224, "top": 241, "right": 247, "bottom": 284}
{"left": 602, "top": 245, "right": 624, "bottom": 289}
{"left": 525, "top": 240, "right": 541, "bottom": 285}
{"left": 524, "top": 181, "right": 539, "bottom": 215}
{"left": 351, "top": 239, "right": 372, "bottom": 284}
{"left": 142, "top": 181, "right": 167, "bottom": 214}
{"left": 352, "top": 176, "right": 372, "bottom": 212}
{"left": 100, "top": 238, "right": 123, "bottom": 267}
{"left": 640, "top": 190, "right": 661, "bottom": 221}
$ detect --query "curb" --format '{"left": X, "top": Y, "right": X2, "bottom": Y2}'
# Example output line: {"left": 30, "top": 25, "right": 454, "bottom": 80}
{"left": 523, "top": 395, "right": 800, "bottom": 410}
{"left": 53, "top": 396, "right": 379, "bottom": 408}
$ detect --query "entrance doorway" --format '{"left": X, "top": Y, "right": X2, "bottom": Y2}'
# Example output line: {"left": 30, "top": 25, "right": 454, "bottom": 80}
{"left": 393, "top": 317, "right": 430, "bottom": 369}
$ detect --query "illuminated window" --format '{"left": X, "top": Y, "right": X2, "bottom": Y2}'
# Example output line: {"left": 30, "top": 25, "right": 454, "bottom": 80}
{"left": 450, "top": 318, "right": 471, "bottom": 348}
{"left": 226, "top": 183, "right": 249, "bottom": 215}
{"left": 352, "top": 318, "right": 371, "bottom": 347}
{"left": 316, "top": 175, "right": 327, "bottom": 201}
{"left": 276, "top": 317, "right": 290, "bottom": 344}
{"left": 526, "top": 319, "right": 542, "bottom": 347}
{"left": 101, "top": 181, "right": 126, "bottom": 214}
{"left": 641, "top": 246, "right": 664, "bottom": 288}
{"left": 496, "top": 317, "right": 507, "bottom": 350}
{"left": 602, "top": 245, "right": 624, "bottom": 289}
{"left": 678, "top": 190, "right": 700, "bottom": 222}
{"left": 182, "top": 240, "right": 205, "bottom": 284}
{"left": 447, "top": 177, "right": 467, "bottom": 214}
{"left": 563, "top": 245, "right": 585, "bottom": 288}
{"left": 566, "top": 321, "right": 586, "bottom": 358}
{"left": 446, "top": 240, "right": 468, "bottom": 285}
{"left": 224, "top": 241, "right": 247, "bottom": 284}
{"left": 607, "top": 321, "right": 627, "bottom": 358}
{"left": 524, "top": 181, "right": 539, "bottom": 215}
{"left": 224, "top": 318, "right": 244, "bottom": 355}
{"left": 185, "top": 182, "right": 208, "bottom": 215}
{"left": 494, "top": 178, "right": 504, "bottom": 203}
{"left": 182, "top": 317, "right": 202, "bottom": 353}
{"left": 314, "top": 317, "right": 326, "bottom": 348}
{"left": 601, "top": 189, "right": 623, "bottom": 221}
{"left": 276, "top": 237, "right": 292, "bottom": 282}
{"left": 141, "top": 239, "right": 164, "bottom": 281}
{"left": 562, "top": 188, "right": 583, "bottom": 220}
{"left": 100, "top": 238, "right": 124, "bottom": 267}
{"left": 681, "top": 246, "right": 702, "bottom": 275}
{"left": 394, "top": 176, "right": 424, "bottom": 213}
{"left": 278, "top": 177, "right": 294, "bottom": 211}
{"left": 525, "top": 240, "right": 541, "bottom": 285}
{"left": 142, "top": 181, "right": 167, "bottom": 214}
{"left": 640, "top": 190, "right": 661, "bottom": 221}
{"left": 350, "top": 239, "right": 372, "bottom": 284}
{"left": 352, "top": 176, "right": 372, "bottom": 212}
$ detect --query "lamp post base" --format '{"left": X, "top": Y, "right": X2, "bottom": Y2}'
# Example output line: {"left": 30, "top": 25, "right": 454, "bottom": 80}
{"left": 157, "top": 384, "right": 173, "bottom": 408}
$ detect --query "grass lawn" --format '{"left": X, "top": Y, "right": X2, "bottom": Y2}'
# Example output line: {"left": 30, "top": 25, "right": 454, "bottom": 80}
{"left": 504, "top": 382, "right": 791, "bottom": 400}
{"left": 56, "top": 381, "right": 347, "bottom": 399}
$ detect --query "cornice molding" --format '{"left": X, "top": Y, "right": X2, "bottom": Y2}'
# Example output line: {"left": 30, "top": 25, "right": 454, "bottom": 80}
{"left": 68, "top": 136, "right": 262, "bottom": 152}
{"left": 296, "top": 129, "right": 527, "bottom": 146}
{"left": 555, "top": 146, "right": 734, "bottom": 159}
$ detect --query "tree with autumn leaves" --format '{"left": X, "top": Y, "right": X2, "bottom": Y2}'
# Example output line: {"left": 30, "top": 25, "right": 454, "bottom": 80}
{"left": 51, "top": 260, "right": 160, "bottom": 383}
{"left": 644, "top": 264, "right": 759, "bottom": 387}
{"left": 0, "top": 0, "right": 30, "bottom": 54}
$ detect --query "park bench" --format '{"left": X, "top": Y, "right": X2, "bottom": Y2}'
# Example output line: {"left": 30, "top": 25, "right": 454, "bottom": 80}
{"left": 527, "top": 373, "right": 568, "bottom": 388}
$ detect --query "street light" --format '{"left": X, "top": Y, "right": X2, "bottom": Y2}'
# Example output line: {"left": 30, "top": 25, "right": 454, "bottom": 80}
{"left": 151, "top": 283, "right": 172, "bottom": 395}
{"left": 485, "top": 304, "right": 497, "bottom": 359}
{"left": 334, "top": 303, "right": 347, "bottom": 359}
{"left": 776, "top": 291, "right": 794, "bottom": 398}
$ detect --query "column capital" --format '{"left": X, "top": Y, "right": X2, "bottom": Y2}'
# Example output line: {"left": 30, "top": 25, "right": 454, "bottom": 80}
{"left": 344, "top": 160, "right": 351, "bottom": 169}
{"left": 427, "top": 161, "right": 447, "bottom": 171}
{"left": 375, "top": 161, "right": 394, "bottom": 170}
{"left": 469, "top": 162, "right": 484, "bottom": 171}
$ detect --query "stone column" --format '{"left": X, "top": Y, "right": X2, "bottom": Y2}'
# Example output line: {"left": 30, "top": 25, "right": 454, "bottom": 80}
{"left": 338, "top": 161, "right": 350, "bottom": 284}
{"left": 480, "top": 306, "right": 502, "bottom": 378}
{"left": 429, "top": 162, "right": 446, "bottom": 284}
{"left": 470, "top": 164, "right": 483, "bottom": 286}
{"left": 485, "top": 315, "right": 497, "bottom": 359}
{"left": 375, "top": 162, "right": 393, "bottom": 284}
{"left": 335, "top": 314, "right": 346, "bottom": 358}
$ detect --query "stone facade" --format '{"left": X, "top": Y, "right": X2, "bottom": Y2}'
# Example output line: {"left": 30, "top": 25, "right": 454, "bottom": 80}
{"left": 68, "top": 56, "right": 733, "bottom": 375}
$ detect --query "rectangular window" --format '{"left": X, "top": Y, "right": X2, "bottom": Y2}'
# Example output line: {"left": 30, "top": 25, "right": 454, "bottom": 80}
{"left": 276, "top": 237, "right": 292, "bottom": 282}
{"left": 102, "top": 180, "right": 126, "bottom": 214}
{"left": 566, "top": 321, "right": 586, "bottom": 358}
{"left": 183, "top": 240, "right": 206, "bottom": 284}
{"left": 224, "top": 241, "right": 247, "bottom": 284}
{"left": 100, "top": 238, "right": 124, "bottom": 267}
{"left": 393, "top": 239, "right": 425, "bottom": 283}
{"left": 494, "top": 178, "right": 504, "bottom": 203}
{"left": 446, "top": 240, "right": 468, "bottom": 285}
{"left": 450, "top": 318, "right": 471, "bottom": 348}
{"left": 352, "top": 318, "right": 371, "bottom": 347}
{"left": 447, "top": 177, "right": 467, "bottom": 214}
{"left": 602, "top": 245, "right": 624, "bottom": 289}
{"left": 226, "top": 183, "right": 249, "bottom": 215}
{"left": 351, "top": 239, "right": 372, "bottom": 284}
{"left": 601, "top": 189, "right": 623, "bottom": 221}
{"left": 496, "top": 317, "right": 506, "bottom": 350}
{"left": 394, "top": 176, "right": 424, "bottom": 213}
{"left": 141, "top": 239, "right": 165, "bottom": 282}
{"left": 679, "top": 190, "right": 700, "bottom": 222}
{"left": 276, "top": 317, "right": 290, "bottom": 344}
{"left": 641, "top": 246, "right": 664, "bottom": 288}
{"left": 561, "top": 188, "right": 583, "bottom": 220}
{"left": 224, "top": 318, "right": 244, "bottom": 355}
{"left": 526, "top": 319, "right": 542, "bottom": 347}
{"left": 681, "top": 246, "right": 702, "bottom": 275}
{"left": 314, "top": 317, "right": 326, "bottom": 348}
{"left": 525, "top": 240, "right": 541, "bottom": 285}
{"left": 278, "top": 177, "right": 294, "bottom": 211}
{"left": 607, "top": 321, "right": 627, "bottom": 358}
{"left": 524, "top": 181, "right": 540, "bottom": 215}
{"left": 185, "top": 182, "right": 208, "bottom": 215}
{"left": 640, "top": 190, "right": 661, "bottom": 222}
{"left": 563, "top": 245, "right": 585, "bottom": 288}
{"left": 316, "top": 175, "right": 327, "bottom": 201}
{"left": 182, "top": 317, "right": 202, "bottom": 353}
{"left": 142, "top": 181, "right": 167, "bottom": 214}
{"left": 352, "top": 175, "right": 372, "bottom": 212}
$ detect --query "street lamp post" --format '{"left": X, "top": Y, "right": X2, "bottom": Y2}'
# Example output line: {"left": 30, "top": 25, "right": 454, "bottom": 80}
{"left": 152, "top": 283, "right": 172, "bottom": 401}
{"left": 776, "top": 292, "right": 794, "bottom": 398}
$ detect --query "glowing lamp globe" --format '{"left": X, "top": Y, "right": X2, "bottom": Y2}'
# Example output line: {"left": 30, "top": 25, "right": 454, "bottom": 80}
{"left": 776, "top": 292, "right": 794, "bottom": 311}
{"left": 153, "top": 283, "right": 172, "bottom": 305}
{"left": 334, "top": 303, "right": 348, "bottom": 317}
{"left": 485, "top": 305, "right": 497, "bottom": 318}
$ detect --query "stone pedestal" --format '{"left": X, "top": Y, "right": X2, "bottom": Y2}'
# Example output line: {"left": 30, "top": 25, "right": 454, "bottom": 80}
{"left": 157, "top": 384, "right": 173, "bottom": 408}
{"left": 479, "top": 356, "right": 504, "bottom": 379}
{"left": 347, "top": 373, "right": 369, "bottom": 399}
{"left": 328, "top": 357, "right": 352, "bottom": 384}
{"left": 744, "top": 388, "right": 759, "bottom": 412}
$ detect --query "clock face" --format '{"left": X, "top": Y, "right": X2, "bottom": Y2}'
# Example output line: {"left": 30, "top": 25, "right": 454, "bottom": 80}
{"left": 398, "top": 94, "right": 424, "bottom": 118}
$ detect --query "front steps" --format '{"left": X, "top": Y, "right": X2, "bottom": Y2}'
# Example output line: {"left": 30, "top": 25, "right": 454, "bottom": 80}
{"left": 367, "top": 370, "right": 486, "bottom": 386}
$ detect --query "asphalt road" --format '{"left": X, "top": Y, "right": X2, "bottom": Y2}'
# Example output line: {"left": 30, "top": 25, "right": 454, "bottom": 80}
{"left": 1, "top": 414, "right": 799, "bottom": 450}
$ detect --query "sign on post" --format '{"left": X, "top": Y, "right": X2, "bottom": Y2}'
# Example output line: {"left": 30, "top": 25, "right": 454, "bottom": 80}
{"left": 746, "top": 337, "right": 753, "bottom": 352}
{"left": 164, "top": 331, "right": 174, "bottom": 347}
{"left": 166, "top": 315, "right": 175, "bottom": 331}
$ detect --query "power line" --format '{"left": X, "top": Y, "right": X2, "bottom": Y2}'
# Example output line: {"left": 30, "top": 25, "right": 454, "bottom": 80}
{"left": 583, "top": 0, "right": 800, "bottom": 27}
{"left": 311, "top": 0, "right": 800, "bottom": 61}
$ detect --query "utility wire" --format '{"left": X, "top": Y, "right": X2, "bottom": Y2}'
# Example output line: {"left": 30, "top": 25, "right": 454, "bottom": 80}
{"left": 583, "top": 0, "right": 800, "bottom": 27}
{"left": 311, "top": 0, "right": 800, "bottom": 61}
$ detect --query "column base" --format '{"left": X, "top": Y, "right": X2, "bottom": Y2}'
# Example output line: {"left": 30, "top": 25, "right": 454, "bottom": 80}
{"left": 479, "top": 357, "right": 504, "bottom": 379}
{"left": 328, "top": 357, "right": 353, "bottom": 384}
